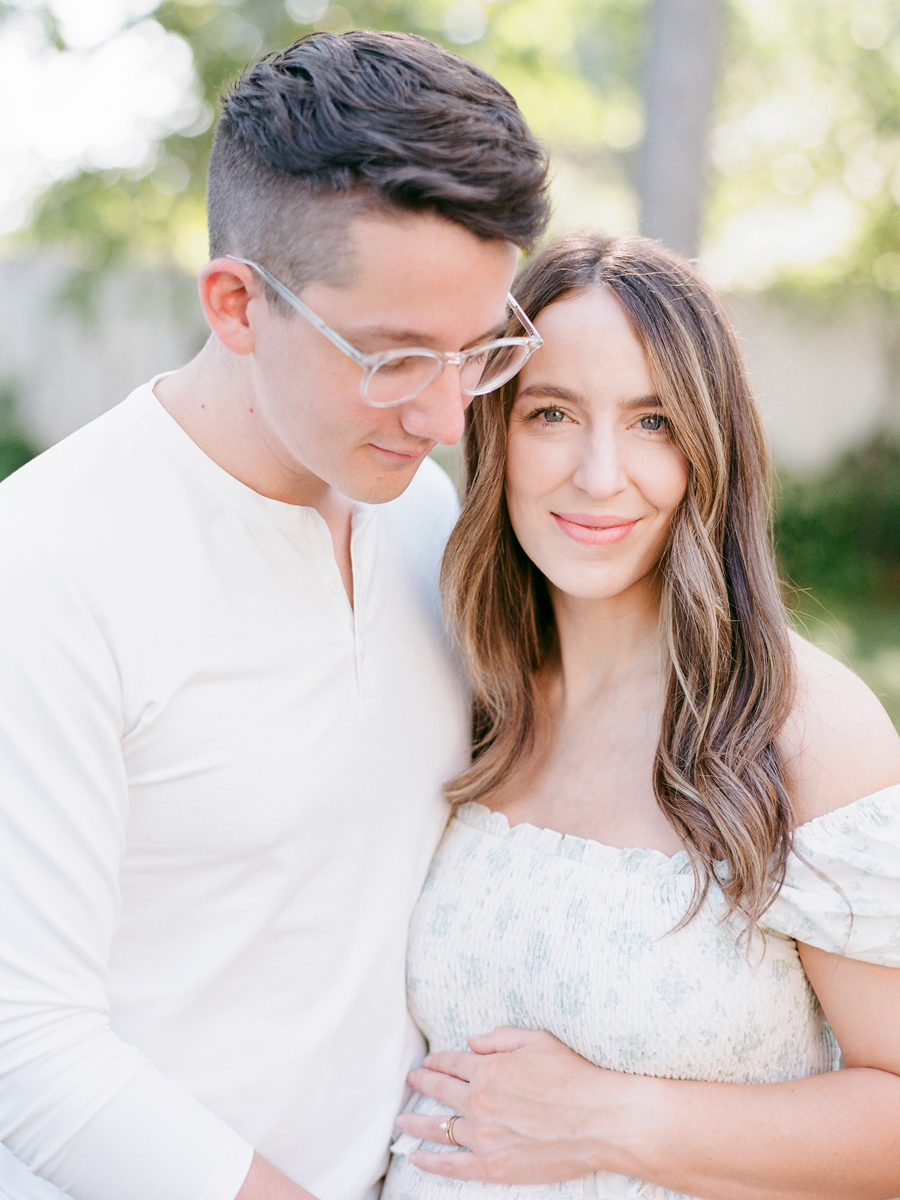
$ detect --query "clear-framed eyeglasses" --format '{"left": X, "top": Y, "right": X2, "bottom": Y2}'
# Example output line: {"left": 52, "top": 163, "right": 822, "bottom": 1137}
{"left": 226, "top": 254, "right": 543, "bottom": 408}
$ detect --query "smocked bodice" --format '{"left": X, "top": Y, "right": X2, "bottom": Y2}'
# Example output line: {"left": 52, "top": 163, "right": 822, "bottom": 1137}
{"left": 384, "top": 785, "right": 900, "bottom": 1200}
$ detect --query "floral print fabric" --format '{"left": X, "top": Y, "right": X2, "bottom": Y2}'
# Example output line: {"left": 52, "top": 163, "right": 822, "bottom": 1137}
{"left": 383, "top": 784, "right": 900, "bottom": 1200}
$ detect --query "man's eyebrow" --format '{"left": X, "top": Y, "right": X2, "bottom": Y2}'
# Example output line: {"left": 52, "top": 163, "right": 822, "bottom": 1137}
{"left": 351, "top": 319, "right": 509, "bottom": 351}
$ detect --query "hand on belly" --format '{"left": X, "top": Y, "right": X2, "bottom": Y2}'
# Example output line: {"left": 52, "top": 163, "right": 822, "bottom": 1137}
{"left": 394, "top": 1025, "right": 641, "bottom": 1184}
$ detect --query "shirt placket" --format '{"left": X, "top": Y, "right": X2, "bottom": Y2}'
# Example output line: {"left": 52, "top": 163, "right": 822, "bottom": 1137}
{"left": 303, "top": 507, "right": 381, "bottom": 711}
{"left": 349, "top": 506, "right": 381, "bottom": 713}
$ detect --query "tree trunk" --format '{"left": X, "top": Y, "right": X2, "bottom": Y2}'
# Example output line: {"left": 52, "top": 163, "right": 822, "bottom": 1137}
{"left": 639, "top": 0, "right": 721, "bottom": 259}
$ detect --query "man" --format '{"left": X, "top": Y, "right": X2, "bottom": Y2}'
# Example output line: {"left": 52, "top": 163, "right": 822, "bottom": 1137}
{"left": 0, "top": 31, "right": 548, "bottom": 1200}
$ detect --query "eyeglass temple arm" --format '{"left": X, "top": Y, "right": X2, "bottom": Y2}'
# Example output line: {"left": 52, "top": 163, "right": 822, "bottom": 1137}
{"left": 224, "top": 255, "right": 371, "bottom": 367}
{"left": 227, "top": 254, "right": 541, "bottom": 353}
{"left": 506, "top": 294, "right": 542, "bottom": 344}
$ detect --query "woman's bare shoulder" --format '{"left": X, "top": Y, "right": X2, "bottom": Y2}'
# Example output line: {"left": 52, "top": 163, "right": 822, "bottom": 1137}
{"left": 779, "top": 630, "right": 900, "bottom": 827}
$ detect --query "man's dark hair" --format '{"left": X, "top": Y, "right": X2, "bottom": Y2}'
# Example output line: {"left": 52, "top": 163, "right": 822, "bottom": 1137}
{"left": 207, "top": 30, "right": 550, "bottom": 303}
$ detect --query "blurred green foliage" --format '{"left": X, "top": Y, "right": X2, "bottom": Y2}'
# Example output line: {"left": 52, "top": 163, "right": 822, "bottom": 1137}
{"left": 0, "top": 0, "right": 896, "bottom": 718}
{"left": 775, "top": 433, "right": 900, "bottom": 603}
{"left": 0, "top": 384, "right": 37, "bottom": 481}
{"left": 776, "top": 435, "right": 900, "bottom": 728}
{"left": 708, "top": 0, "right": 900, "bottom": 298}
{"left": 0, "top": 435, "right": 36, "bottom": 480}
{"left": 2, "top": 0, "right": 897, "bottom": 305}
{"left": 12, "top": 0, "right": 645, "bottom": 278}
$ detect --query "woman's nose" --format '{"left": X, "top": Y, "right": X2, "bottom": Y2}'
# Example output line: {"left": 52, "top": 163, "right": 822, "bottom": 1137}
{"left": 570, "top": 430, "right": 629, "bottom": 499}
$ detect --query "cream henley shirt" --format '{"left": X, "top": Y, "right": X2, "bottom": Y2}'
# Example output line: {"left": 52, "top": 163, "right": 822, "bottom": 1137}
{"left": 0, "top": 381, "right": 469, "bottom": 1200}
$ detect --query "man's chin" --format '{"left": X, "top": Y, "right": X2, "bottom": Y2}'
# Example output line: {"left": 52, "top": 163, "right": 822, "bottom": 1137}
{"left": 341, "top": 459, "right": 425, "bottom": 505}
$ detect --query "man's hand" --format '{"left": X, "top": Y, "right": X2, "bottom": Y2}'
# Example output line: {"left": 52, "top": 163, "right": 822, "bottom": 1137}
{"left": 394, "top": 1027, "right": 641, "bottom": 1184}
{"left": 235, "top": 1152, "right": 321, "bottom": 1200}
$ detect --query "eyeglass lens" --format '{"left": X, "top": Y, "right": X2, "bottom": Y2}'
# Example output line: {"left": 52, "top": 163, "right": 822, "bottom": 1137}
{"left": 468, "top": 342, "right": 532, "bottom": 395}
{"left": 362, "top": 341, "right": 532, "bottom": 407}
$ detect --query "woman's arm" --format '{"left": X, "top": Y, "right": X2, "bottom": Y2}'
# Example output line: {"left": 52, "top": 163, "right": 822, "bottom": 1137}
{"left": 399, "top": 640, "right": 900, "bottom": 1198}
{"left": 399, "top": 965, "right": 900, "bottom": 1200}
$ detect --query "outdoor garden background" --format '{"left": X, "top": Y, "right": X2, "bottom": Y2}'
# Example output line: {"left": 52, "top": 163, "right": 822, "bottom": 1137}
{"left": 0, "top": 0, "right": 898, "bottom": 728}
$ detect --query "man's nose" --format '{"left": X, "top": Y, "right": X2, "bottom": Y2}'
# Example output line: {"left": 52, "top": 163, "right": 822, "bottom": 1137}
{"left": 398, "top": 365, "right": 468, "bottom": 447}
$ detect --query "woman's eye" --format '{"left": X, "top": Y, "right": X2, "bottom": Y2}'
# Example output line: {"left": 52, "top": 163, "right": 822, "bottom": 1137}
{"left": 639, "top": 413, "right": 665, "bottom": 432}
{"left": 537, "top": 407, "right": 566, "bottom": 423}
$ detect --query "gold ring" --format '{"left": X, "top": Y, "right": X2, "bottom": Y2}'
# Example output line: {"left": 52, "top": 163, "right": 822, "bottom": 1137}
{"left": 439, "top": 1114, "right": 461, "bottom": 1146}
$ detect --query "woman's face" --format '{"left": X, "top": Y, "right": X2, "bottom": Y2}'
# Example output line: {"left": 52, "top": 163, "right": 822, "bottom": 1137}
{"left": 505, "top": 287, "right": 689, "bottom": 605}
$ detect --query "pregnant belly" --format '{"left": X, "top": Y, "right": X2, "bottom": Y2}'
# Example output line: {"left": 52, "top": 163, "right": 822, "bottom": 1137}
{"left": 405, "top": 813, "right": 837, "bottom": 1088}
{"left": 382, "top": 1090, "right": 702, "bottom": 1200}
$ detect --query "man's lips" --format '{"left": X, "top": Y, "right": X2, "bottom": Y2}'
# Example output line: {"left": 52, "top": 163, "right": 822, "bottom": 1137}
{"left": 370, "top": 443, "right": 431, "bottom": 465}
{"left": 552, "top": 512, "right": 638, "bottom": 546}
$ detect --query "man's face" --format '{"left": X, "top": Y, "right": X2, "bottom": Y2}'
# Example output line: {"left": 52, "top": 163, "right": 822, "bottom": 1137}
{"left": 243, "top": 211, "right": 519, "bottom": 504}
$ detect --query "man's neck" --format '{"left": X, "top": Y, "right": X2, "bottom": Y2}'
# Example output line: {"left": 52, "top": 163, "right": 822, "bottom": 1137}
{"left": 154, "top": 340, "right": 324, "bottom": 504}
{"left": 153, "top": 340, "right": 356, "bottom": 603}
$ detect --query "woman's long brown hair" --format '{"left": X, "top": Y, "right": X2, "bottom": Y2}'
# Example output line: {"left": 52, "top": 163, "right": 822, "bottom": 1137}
{"left": 442, "top": 231, "right": 795, "bottom": 929}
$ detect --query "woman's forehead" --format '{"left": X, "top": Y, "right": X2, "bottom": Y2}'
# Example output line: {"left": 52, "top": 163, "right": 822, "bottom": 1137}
{"left": 517, "top": 289, "right": 653, "bottom": 398}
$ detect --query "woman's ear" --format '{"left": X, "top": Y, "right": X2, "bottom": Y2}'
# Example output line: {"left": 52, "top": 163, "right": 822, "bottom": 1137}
{"left": 198, "top": 258, "right": 260, "bottom": 355}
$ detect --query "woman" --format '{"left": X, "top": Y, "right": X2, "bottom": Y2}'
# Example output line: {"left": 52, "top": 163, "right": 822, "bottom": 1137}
{"left": 382, "top": 232, "right": 900, "bottom": 1199}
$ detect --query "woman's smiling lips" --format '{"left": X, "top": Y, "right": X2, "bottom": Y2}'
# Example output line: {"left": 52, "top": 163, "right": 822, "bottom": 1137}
{"left": 552, "top": 512, "right": 638, "bottom": 546}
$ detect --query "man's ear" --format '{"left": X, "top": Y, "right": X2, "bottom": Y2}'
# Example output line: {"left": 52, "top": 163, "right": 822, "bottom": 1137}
{"left": 199, "top": 258, "right": 261, "bottom": 355}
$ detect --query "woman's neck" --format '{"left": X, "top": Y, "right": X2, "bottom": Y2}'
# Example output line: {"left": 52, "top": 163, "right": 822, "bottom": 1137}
{"left": 548, "top": 574, "right": 665, "bottom": 708}
{"left": 486, "top": 574, "right": 681, "bottom": 852}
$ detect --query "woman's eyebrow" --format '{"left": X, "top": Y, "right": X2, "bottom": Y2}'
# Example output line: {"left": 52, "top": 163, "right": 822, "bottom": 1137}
{"left": 516, "top": 383, "right": 581, "bottom": 402}
{"left": 619, "top": 394, "right": 662, "bottom": 410}
{"left": 516, "top": 386, "right": 662, "bottom": 408}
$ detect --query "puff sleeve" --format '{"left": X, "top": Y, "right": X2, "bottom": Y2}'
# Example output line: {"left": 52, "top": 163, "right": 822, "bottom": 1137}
{"left": 763, "top": 784, "right": 900, "bottom": 965}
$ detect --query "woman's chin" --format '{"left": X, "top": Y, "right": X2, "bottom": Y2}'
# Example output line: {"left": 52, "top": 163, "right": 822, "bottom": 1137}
{"left": 545, "top": 568, "right": 655, "bottom": 606}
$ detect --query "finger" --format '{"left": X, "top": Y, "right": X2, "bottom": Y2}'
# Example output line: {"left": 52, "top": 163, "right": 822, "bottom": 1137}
{"left": 468, "top": 1025, "right": 540, "bottom": 1053}
{"left": 420, "top": 1050, "right": 476, "bottom": 1080}
{"left": 394, "top": 1112, "right": 468, "bottom": 1147}
{"left": 409, "top": 1148, "right": 483, "bottom": 1179}
{"left": 406, "top": 1066, "right": 469, "bottom": 1110}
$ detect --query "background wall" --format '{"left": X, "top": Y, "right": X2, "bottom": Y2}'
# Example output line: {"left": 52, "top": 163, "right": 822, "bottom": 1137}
{"left": 0, "top": 0, "right": 898, "bottom": 723}
{"left": 2, "top": 257, "right": 896, "bottom": 475}
{"left": 0, "top": 256, "right": 205, "bottom": 447}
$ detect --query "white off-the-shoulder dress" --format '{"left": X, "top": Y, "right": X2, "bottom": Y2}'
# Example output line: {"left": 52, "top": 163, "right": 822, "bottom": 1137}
{"left": 384, "top": 784, "right": 900, "bottom": 1200}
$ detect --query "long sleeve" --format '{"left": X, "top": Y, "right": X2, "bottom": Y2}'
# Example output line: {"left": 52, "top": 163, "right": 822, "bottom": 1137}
{"left": 0, "top": 388, "right": 467, "bottom": 1199}
{"left": 0, "top": 528, "right": 253, "bottom": 1200}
